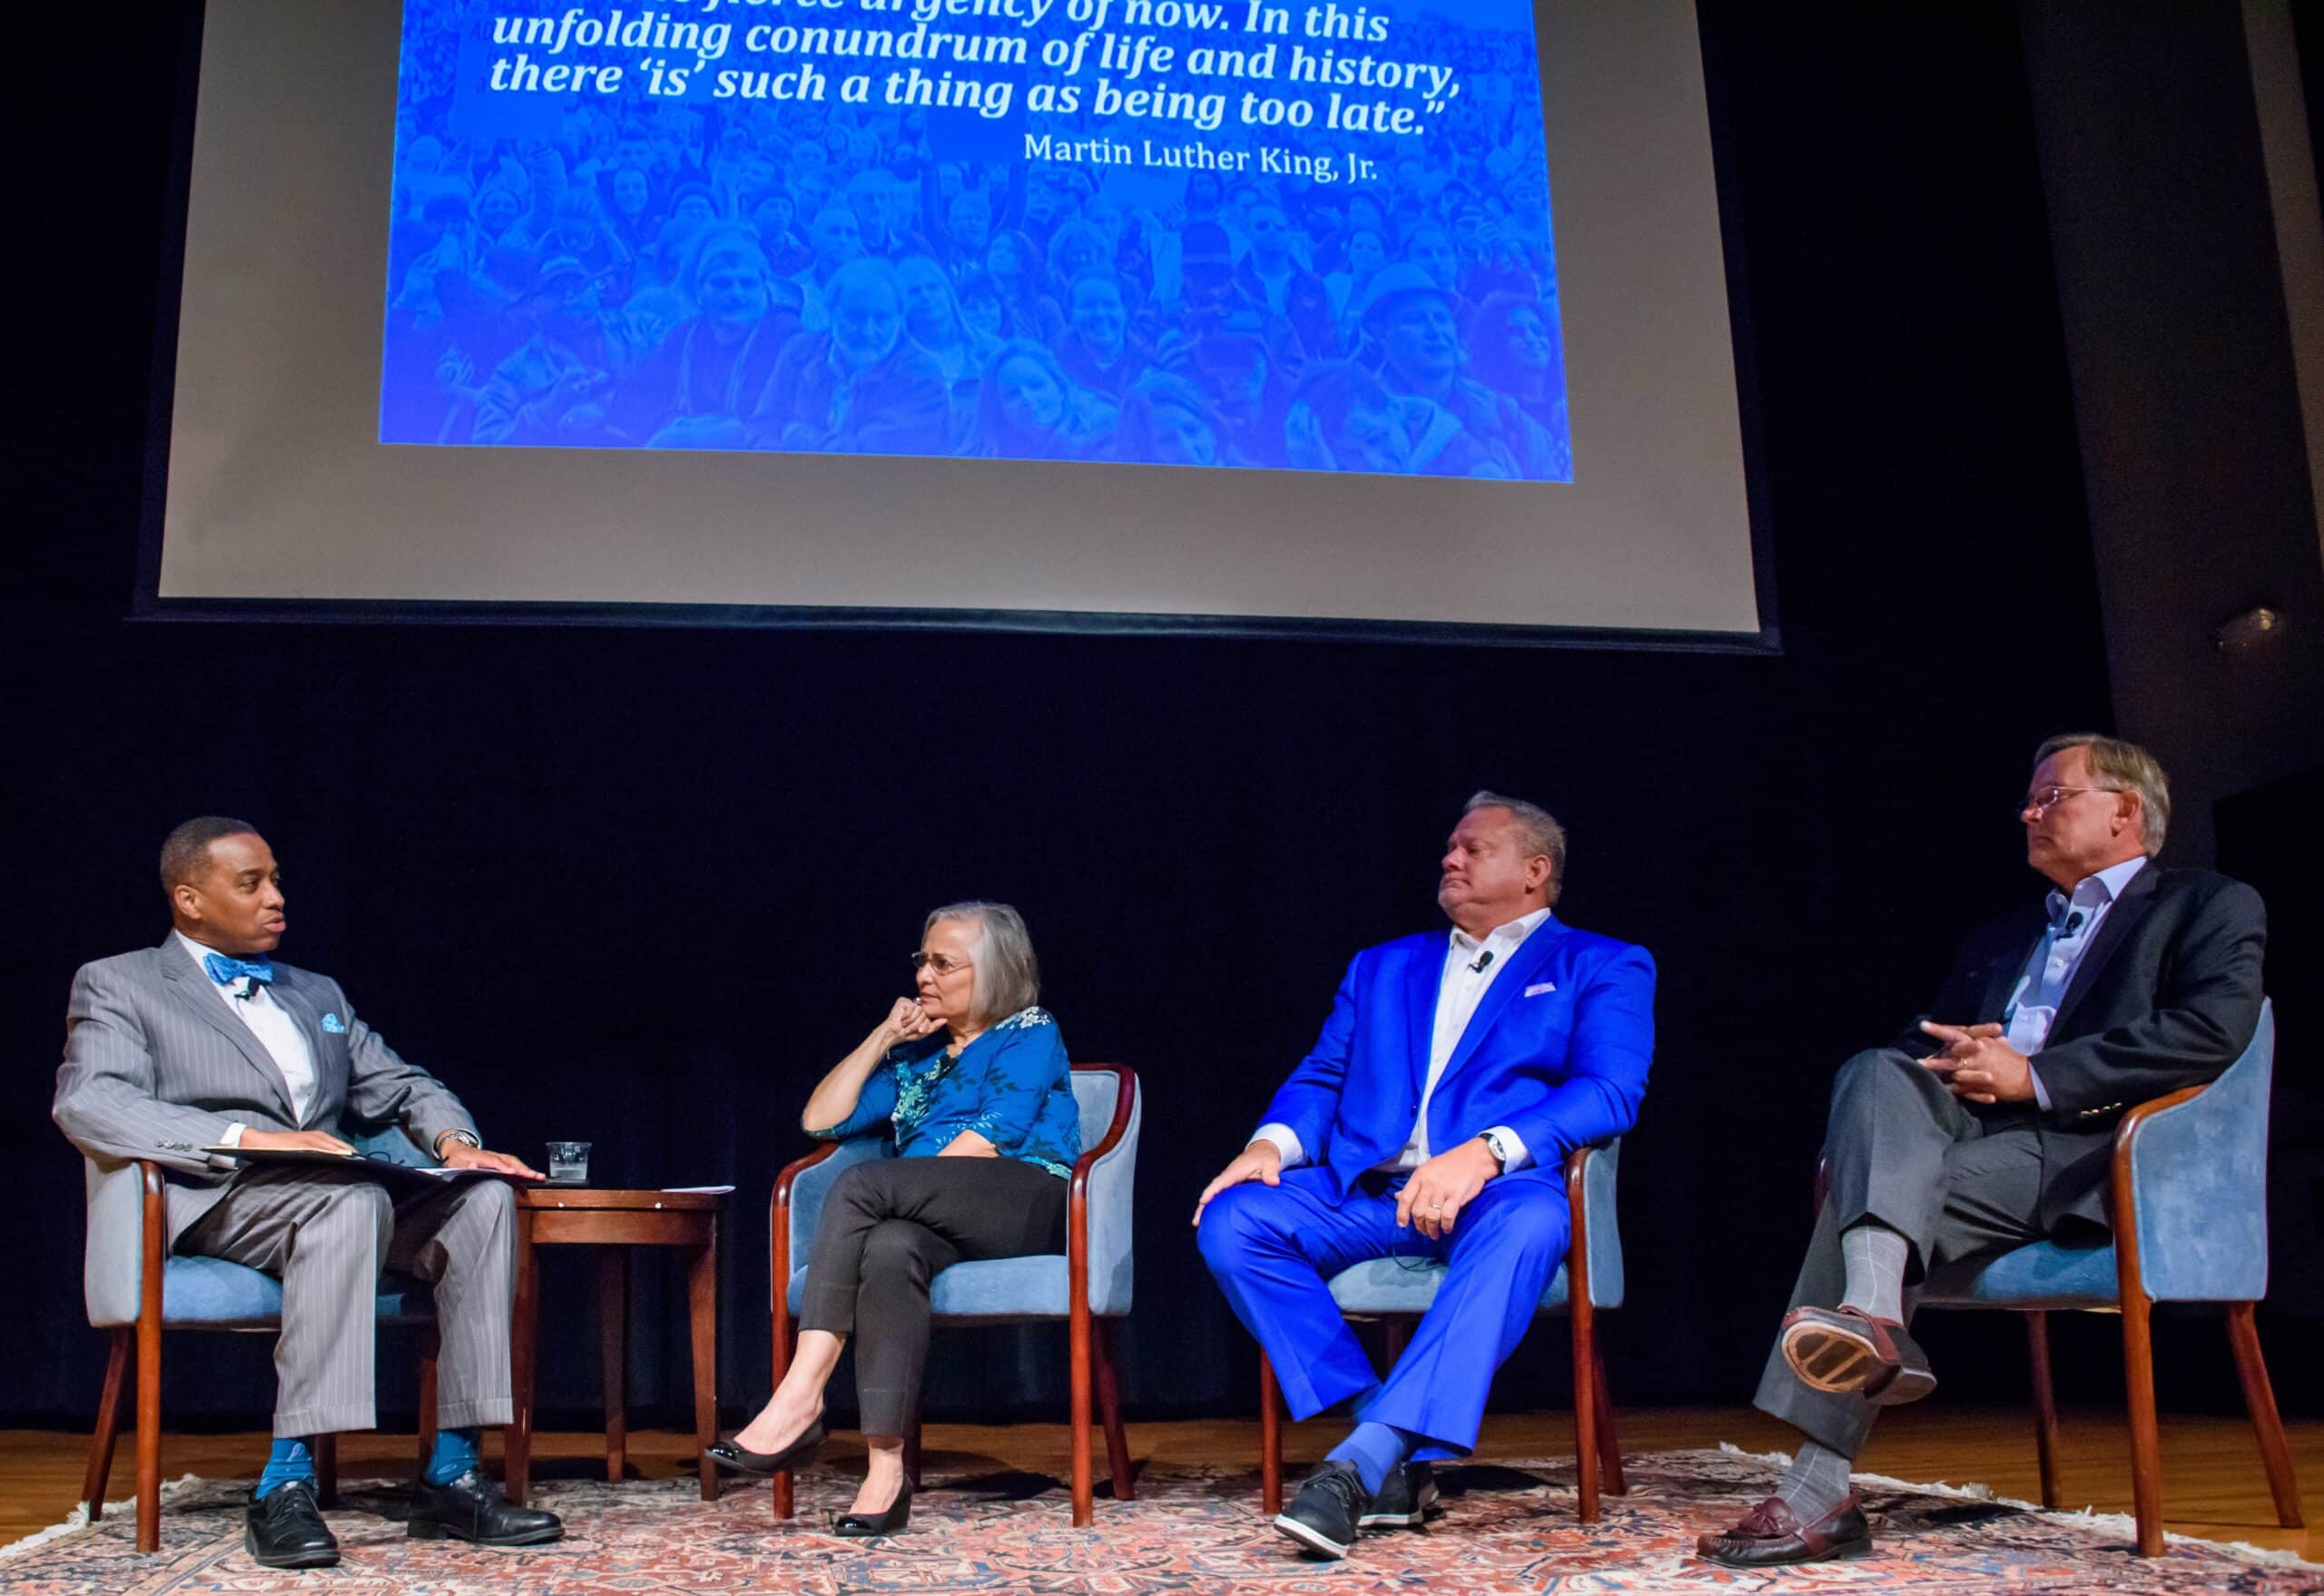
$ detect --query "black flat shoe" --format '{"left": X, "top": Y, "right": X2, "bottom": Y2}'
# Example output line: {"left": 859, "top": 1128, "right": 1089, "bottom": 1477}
{"left": 706, "top": 1421, "right": 826, "bottom": 1476}
{"left": 244, "top": 1479, "right": 339, "bottom": 1569}
{"left": 832, "top": 1477, "right": 913, "bottom": 1537}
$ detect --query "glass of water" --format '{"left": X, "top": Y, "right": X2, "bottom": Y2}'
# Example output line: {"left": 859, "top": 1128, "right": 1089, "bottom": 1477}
{"left": 546, "top": 1141, "right": 592, "bottom": 1185}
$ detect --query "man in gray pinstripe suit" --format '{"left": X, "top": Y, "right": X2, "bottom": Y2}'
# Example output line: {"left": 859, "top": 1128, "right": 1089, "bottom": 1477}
{"left": 53, "top": 817, "right": 563, "bottom": 1568}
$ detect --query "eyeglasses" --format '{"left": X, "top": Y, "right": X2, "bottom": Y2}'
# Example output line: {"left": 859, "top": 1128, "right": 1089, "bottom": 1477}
{"left": 910, "top": 951, "right": 972, "bottom": 976}
{"left": 2020, "top": 784, "right": 2120, "bottom": 816}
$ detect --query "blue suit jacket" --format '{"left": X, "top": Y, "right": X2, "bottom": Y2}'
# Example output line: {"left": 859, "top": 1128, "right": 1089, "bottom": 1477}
{"left": 1260, "top": 919, "right": 1655, "bottom": 1196}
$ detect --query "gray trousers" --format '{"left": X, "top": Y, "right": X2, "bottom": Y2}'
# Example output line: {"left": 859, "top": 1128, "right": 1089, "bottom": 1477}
{"left": 1752, "top": 1048, "right": 2050, "bottom": 1457}
{"left": 176, "top": 1167, "right": 517, "bottom": 1437}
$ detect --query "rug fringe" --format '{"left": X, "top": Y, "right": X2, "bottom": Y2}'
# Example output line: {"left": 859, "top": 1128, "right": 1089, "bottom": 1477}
{"left": 1718, "top": 1442, "right": 2322, "bottom": 1571}
{"left": 0, "top": 1473, "right": 210, "bottom": 1562}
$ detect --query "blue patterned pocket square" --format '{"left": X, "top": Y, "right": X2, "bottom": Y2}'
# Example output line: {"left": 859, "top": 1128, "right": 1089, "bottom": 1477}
{"left": 321, "top": 1012, "right": 348, "bottom": 1034}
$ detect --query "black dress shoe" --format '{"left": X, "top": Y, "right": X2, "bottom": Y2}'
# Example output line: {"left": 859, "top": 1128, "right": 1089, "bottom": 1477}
{"left": 407, "top": 1469, "right": 565, "bottom": 1546}
{"left": 706, "top": 1421, "right": 826, "bottom": 1477}
{"left": 1274, "top": 1461, "right": 1371, "bottom": 1559}
{"left": 245, "top": 1479, "right": 339, "bottom": 1569}
{"left": 831, "top": 1477, "right": 913, "bottom": 1537}
{"left": 1696, "top": 1492, "right": 1874, "bottom": 1568}
{"left": 1359, "top": 1461, "right": 1441, "bottom": 1529}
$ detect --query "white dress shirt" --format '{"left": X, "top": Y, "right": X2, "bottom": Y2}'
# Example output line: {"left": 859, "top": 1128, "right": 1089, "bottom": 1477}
{"left": 1256, "top": 908, "right": 1550, "bottom": 1177}
{"left": 2004, "top": 855, "right": 2148, "bottom": 1108}
{"left": 177, "top": 931, "right": 318, "bottom": 1135}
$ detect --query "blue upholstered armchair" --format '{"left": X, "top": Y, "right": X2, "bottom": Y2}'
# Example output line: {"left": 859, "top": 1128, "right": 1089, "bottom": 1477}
{"left": 78, "top": 1128, "right": 442, "bottom": 1552}
{"left": 769, "top": 1064, "right": 1141, "bottom": 1527}
{"left": 1254, "top": 1138, "right": 1628, "bottom": 1522}
{"left": 1909, "top": 1000, "right": 2302, "bottom": 1555}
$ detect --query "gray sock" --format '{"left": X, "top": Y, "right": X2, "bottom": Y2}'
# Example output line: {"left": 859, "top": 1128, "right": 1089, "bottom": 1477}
{"left": 1775, "top": 1438, "right": 1855, "bottom": 1522}
{"left": 1838, "top": 1223, "right": 1907, "bottom": 1324}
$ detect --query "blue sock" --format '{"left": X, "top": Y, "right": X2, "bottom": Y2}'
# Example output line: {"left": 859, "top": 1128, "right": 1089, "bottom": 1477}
{"left": 425, "top": 1427, "right": 480, "bottom": 1486}
{"left": 257, "top": 1437, "right": 314, "bottom": 1499}
{"left": 1325, "top": 1422, "right": 1419, "bottom": 1496}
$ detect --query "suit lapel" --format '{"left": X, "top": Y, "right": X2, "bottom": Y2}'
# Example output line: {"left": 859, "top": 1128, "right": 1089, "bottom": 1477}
{"left": 1443, "top": 920, "right": 1564, "bottom": 1081}
{"left": 156, "top": 938, "right": 296, "bottom": 1120}
{"left": 2050, "top": 866, "right": 2160, "bottom": 1037}
{"left": 1403, "top": 941, "right": 1443, "bottom": 1093}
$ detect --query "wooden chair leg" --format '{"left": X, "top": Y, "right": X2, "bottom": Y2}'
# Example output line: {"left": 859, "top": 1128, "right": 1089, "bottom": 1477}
{"left": 416, "top": 1325, "right": 441, "bottom": 1479}
{"left": 1591, "top": 1340, "right": 1627, "bottom": 1497}
{"left": 2120, "top": 1290, "right": 2164, "bottom": 1556}
{"left": 1382, "top": 1316, "right": 1413, "bottom": 1369}
{"left": 1069, "top": 1303, "right": 1095, "bottom": 1526}
{"left": 904, "top": 1424, "right": 923, "bottom": 1491}
{"left": 1095, "top": 1318, "right": 1135, "bottom": 1501}
{"left": 2026, "top": 1310, "right": 2063, "bottom": 1509}
{"left": 84, "top": 1327, "right": 131, "bottom": 1517}
{"left": 313, "top": 1434, "right": 339, "bottom": 1508}
{"left": 771, "top": 1307, "right": 796, "bottom": 1522}
{"left": 1571, "top": 1300, "right": 1600, "bottom": 1524}
{"left": 1259, "top": 1350, "right": 1283, "bottom": 1515}
{"left": 135, "top": 1309, "right": 161, "bottom": 1552}
{"left": 2225, "top": 1302, "right": 2306, "bottom": 1529}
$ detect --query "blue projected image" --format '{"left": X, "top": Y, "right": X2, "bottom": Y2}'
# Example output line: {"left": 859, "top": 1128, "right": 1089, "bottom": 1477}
{"left": 381, "top": 0, "right": 1571, "bottom": 481}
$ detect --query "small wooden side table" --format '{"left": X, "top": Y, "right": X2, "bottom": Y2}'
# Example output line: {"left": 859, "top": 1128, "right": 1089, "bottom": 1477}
{"left": 506, "top": 1187, "right": 726, "bottom": 1503}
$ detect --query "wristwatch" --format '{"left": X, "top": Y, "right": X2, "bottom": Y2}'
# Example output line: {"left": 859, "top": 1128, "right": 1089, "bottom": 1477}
{"left": 1479, "top": 1130, "right": 1511, "bottom": 1173}
{"left": 434, "top": 1128, "right": 482, "bottom": 1158}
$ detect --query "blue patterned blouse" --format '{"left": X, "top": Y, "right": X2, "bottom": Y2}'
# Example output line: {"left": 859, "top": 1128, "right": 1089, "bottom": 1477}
{"left": 809, "top": 1008, "right": 1081, "bottom": 1179}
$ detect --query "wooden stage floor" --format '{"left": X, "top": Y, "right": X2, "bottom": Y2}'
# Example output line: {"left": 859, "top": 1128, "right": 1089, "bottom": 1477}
{"left": 5, "top": 1406, "right": 2315, "bottom": 1561}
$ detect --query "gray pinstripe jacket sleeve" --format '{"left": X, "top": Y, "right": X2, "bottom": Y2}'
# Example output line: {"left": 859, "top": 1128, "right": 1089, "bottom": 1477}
{"left": 53, "top": 940, "right": 480, "bottom": 1183}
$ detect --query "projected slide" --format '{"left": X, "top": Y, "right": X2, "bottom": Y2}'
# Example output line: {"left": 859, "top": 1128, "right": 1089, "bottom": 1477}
{"left": 382, "top": 0, "right": 1571, "bottom": 481}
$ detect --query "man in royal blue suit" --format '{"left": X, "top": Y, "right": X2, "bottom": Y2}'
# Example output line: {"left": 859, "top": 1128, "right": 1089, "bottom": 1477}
{"left": 1195, "top": 792, "right": 1655, "bottom": 1560}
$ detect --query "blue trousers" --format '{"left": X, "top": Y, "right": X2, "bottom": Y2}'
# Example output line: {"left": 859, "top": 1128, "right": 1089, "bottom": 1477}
{"left": 1197, "top": 1167, "right": 1571, "bottom": 1458}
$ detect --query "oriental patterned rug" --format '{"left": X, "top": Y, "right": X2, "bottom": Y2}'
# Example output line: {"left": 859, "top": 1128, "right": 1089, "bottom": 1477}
{"left": 5, "top": 1449, "right": 2315, "bottom": 1593}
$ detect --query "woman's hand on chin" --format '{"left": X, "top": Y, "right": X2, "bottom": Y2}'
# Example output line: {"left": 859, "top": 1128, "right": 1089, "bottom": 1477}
{"left": 878, "top": 995, "right": 944, "bottom": 1049}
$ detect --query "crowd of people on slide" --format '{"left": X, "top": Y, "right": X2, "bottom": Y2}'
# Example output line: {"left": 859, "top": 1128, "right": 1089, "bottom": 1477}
{"left": 382, "top": 1, "right": 1573, "bottom": 478}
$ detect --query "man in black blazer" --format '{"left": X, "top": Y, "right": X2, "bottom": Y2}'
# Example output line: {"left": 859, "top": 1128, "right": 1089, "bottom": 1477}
{"left": 1698, "top": 734, "right": 2266, "bottom": 1569}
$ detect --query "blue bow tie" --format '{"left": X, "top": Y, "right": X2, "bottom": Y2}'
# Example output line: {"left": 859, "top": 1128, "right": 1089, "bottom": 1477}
{"left": 203, "top": 952, "right": 275, "bottom": 995}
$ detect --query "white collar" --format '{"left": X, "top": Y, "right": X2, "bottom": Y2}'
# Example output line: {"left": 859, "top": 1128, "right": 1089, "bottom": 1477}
{"left": 1450, "top": 906, "right": 1552, "bottom": 954}
{"left": 2045, "top": 855, "right": 2148, "bottom": 921}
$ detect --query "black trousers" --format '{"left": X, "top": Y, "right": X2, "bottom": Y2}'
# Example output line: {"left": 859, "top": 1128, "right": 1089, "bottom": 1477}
{"left": 799, "top": 1156, "right": 1068, "bottom": 1437}
{"left": 1753, "top": 1047, "right": 2059, "bottom": 1457}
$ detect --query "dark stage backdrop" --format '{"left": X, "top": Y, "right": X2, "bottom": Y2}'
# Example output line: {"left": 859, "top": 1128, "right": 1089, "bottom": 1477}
{"left": 7, "top": 4, "right": 2314, "bottom": 1432}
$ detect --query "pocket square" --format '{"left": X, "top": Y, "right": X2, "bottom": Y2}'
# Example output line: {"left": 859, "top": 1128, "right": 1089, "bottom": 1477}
{"left": 321, "top": 1012, "right": 348, "bottom": 1034}
{"left": 1524, "top": 981, "right": 1557, "bottom": 997}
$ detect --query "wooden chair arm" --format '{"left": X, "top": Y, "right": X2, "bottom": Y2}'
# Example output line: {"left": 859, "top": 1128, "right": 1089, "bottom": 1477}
{"left": 138, "top": 1160, "right": 166, "bottom": 1331}
{"left": 769, "top": 1142, "right": 841, "bottom": 1312}
{"left": 1563, "top": 1144, "right": 1595, "bottom": 1307}
{"left": 1067, "top": 1065, "right": 1137, "bottom": 1301}
{"left": 2106, "top": 1081, "right": 2211, "bottom": 1302}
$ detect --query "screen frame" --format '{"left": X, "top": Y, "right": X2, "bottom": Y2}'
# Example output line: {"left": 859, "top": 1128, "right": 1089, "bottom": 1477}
{"left": 132, "top": 0, "right": 1781, "bottom": 655}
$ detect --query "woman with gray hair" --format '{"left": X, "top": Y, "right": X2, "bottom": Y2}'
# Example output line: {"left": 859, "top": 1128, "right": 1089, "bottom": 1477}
{"left": 708, "top": 901, "right": 1080, "bottom": 1535}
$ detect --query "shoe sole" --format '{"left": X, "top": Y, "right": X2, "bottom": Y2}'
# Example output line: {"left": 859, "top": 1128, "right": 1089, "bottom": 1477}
{"left": 408, "top": 1521, "right": 566, "bottom": 1546}
{"left": 1697, "top": 1533, "right": 1875, "bottom": 1569}
{"left": 1780, "top": 1320, "right": 1936, "bottom": 1404}
{"left": 1359, "top": 1483, "right": 1443, "bottom": 1529}
{"left": 243, "top": 1527, "right": 339, "bottom": 1569}
{"left": 1272, "top": 1512, "right": 1354, "bottom": 1559}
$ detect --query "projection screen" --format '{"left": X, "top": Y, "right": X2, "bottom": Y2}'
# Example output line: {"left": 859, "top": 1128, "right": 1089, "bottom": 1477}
{"left": 147, "top": 0, "right": 1768, "bottom": 644}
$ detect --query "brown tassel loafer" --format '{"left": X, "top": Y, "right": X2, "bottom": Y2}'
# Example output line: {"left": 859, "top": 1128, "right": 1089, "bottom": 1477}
{"left": 1696, "top": 1491, "right": 1874, "bottom": 1568}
